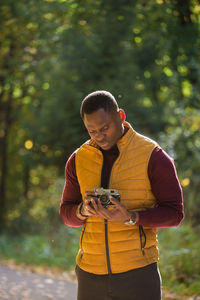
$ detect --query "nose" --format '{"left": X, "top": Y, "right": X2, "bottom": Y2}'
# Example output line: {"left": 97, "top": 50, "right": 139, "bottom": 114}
{"left": 95, "top": 132, "right": 105, "bottom": 141}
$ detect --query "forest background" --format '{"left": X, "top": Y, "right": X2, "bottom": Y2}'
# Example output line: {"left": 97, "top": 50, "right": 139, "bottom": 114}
{"left": 0, "top": 0, "right": 200, "bottom": 297}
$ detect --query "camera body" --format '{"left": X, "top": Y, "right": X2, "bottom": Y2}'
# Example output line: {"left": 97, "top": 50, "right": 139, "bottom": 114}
{"left": 93, "top": 187, "right": 120, "bottom": 208}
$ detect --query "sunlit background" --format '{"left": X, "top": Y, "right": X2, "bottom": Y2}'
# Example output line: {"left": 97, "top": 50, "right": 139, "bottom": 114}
{"left": 0, "top": 0, "right": 200, "bottom": 297}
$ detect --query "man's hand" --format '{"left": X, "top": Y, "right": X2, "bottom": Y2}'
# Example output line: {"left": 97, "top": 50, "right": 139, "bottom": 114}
{"left": 82, "top": 192, "right": 138, "bottom": 223}
{"left": 80, "top": 190, "right": 99, "bottom": 217}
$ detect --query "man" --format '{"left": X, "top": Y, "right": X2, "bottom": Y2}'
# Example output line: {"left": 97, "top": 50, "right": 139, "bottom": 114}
{"left": 60, "top": 90, "right": 184, "bottom": 300}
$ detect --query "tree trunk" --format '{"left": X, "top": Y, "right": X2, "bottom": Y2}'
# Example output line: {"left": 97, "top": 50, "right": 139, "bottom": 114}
{"left": 0, "top": 92, "right": 12, "bottom": 229}
{"left": 0, "top": 130, "right": 8, "bottom": 229}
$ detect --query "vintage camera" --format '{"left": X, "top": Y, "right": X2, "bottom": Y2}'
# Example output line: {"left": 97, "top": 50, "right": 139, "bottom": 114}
{"left": 92, "top": 188, "right": 120, "bottom": 208}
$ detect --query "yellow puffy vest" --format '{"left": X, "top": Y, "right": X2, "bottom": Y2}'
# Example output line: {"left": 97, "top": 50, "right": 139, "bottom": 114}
{"left": 75, "top": 122, "right": 158, "bottom": 274}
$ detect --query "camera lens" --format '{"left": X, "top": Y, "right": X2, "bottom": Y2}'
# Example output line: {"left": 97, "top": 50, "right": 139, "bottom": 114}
{"left": 100, "top": 194, "right": 109, "bottom": 207}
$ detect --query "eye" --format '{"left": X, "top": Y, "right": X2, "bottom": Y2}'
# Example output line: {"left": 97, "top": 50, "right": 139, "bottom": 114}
{"left": 101, "top": 126, "right": 109, "bottom": 132}
{"left": 88, "top": 130, "right": 96, "bottom": 134}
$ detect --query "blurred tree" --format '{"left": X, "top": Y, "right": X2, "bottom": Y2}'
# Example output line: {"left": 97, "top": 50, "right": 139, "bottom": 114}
{"left": 0, "top": 0, "right": 200, "bottom": 229}
{"left": 52, "top": 0, "right": 200, "bottom": 221}
{"left": 0, "top": 0, "right": 68, "bottom": 228}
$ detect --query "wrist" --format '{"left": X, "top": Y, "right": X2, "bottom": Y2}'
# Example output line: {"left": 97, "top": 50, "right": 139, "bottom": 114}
{"left": 76, "top": 203, "right": 88, "bottom": 220}
{"left": 124, "top": 211, "right": 139, "bottom": 225}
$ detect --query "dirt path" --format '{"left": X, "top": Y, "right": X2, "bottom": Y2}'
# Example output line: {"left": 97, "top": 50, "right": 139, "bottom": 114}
{"left": 0, "top": 264, "right": 199, "bottom": 300}
{"left": 0, "top": 265, "right": 77, "bottom": 300}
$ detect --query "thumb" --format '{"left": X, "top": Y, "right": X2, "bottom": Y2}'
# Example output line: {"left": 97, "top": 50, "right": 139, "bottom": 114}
{"left": 109, "top": 195, "right": 120, "bottom": 206}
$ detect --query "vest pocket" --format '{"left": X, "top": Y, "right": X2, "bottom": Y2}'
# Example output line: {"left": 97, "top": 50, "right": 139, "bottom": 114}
{"left": 139, "top": 225, "right": 146, "bottom": 255}
{"left": 80, "top": 224, "right": 86, "bottom": 258}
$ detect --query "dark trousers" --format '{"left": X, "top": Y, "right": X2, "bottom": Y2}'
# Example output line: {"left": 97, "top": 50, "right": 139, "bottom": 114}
{"left": 76, "top": 263, "right": 162, "bottom": 300}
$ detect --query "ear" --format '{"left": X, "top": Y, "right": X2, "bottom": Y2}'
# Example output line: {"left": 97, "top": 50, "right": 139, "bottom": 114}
{"left": 119, "top": 109, "right": 126, "bottom": 123}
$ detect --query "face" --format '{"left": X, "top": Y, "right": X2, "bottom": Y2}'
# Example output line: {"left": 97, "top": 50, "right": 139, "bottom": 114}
{"left": 83, "top": 108, "right": 125, "bottom": 150}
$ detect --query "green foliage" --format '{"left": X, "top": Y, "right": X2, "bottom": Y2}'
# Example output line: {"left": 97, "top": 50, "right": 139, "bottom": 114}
{"left": 0, "top": 227, "right": 81, "bottom": 270}
{"left": 6, "top": 168, "right": 64, "bottom": 235}
{"left": 0, "top": 0, "right": 200, "bottom": 295}
{"left": 159, "top": 223, "right": 200, "bottom": 296}
{"left": 1, "top": 0, "right": 200, "bottom": 224}
{"left": 0, "top": 173, "right": 81, "bottom": 269}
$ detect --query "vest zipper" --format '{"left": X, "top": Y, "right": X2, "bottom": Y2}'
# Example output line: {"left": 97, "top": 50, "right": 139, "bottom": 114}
{"left": 100, "top": 150, "right": 113, "bottom": 275}
{"left": 80, "top": 223, "right": 86, "bottom": 258}
{"left": 105, "top": 219, "right": 112, "bottom": 274}
{"left": 139, "top": 225, "right": 146, "bottom": 255}
{"left": 101, "top": 147, "right": 120, "bottom": 275}
{"left": 104, "top": 148, "right": 120, "bottom": 275}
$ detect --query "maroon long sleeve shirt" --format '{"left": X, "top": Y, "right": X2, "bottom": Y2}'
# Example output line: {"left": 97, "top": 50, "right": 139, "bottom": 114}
{"left": 60, "top": 145, "right": 184, "bottom": 228}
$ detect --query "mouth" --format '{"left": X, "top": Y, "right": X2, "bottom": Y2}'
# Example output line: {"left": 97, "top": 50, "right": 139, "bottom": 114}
{"left": 98, "top": 141, "right": 109, "bottom": 148}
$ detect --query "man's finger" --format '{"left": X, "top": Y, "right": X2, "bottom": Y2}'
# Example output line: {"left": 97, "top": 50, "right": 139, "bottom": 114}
{"left": 109, "top": 196, "right": 121, "bottom": 207}
{"left": 85, "top": 191, "right": 97, "bottom": 197}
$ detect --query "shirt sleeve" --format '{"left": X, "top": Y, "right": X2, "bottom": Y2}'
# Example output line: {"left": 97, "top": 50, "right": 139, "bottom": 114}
{"left": 59, "top": 151, "right": 85, "bottom": 227}
{"left": 137, "top": 147, "right": 184, "bottom": 228}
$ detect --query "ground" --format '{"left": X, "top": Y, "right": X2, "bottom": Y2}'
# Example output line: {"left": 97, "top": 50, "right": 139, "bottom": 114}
{"left": 0, "top": 262, "right": 77, "bottom": 300}
{"left": 0, "top": 262, "right": 199, "bottom": 300}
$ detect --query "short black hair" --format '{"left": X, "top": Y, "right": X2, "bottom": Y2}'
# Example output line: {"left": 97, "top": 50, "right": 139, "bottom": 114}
{"left": 80, "top": 90, "right": 119, "bottom": 119}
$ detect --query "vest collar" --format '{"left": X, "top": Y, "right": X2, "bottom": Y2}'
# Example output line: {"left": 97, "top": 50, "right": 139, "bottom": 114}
{"left": 117, "top": 122, "right": 136, "bottom": 151}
